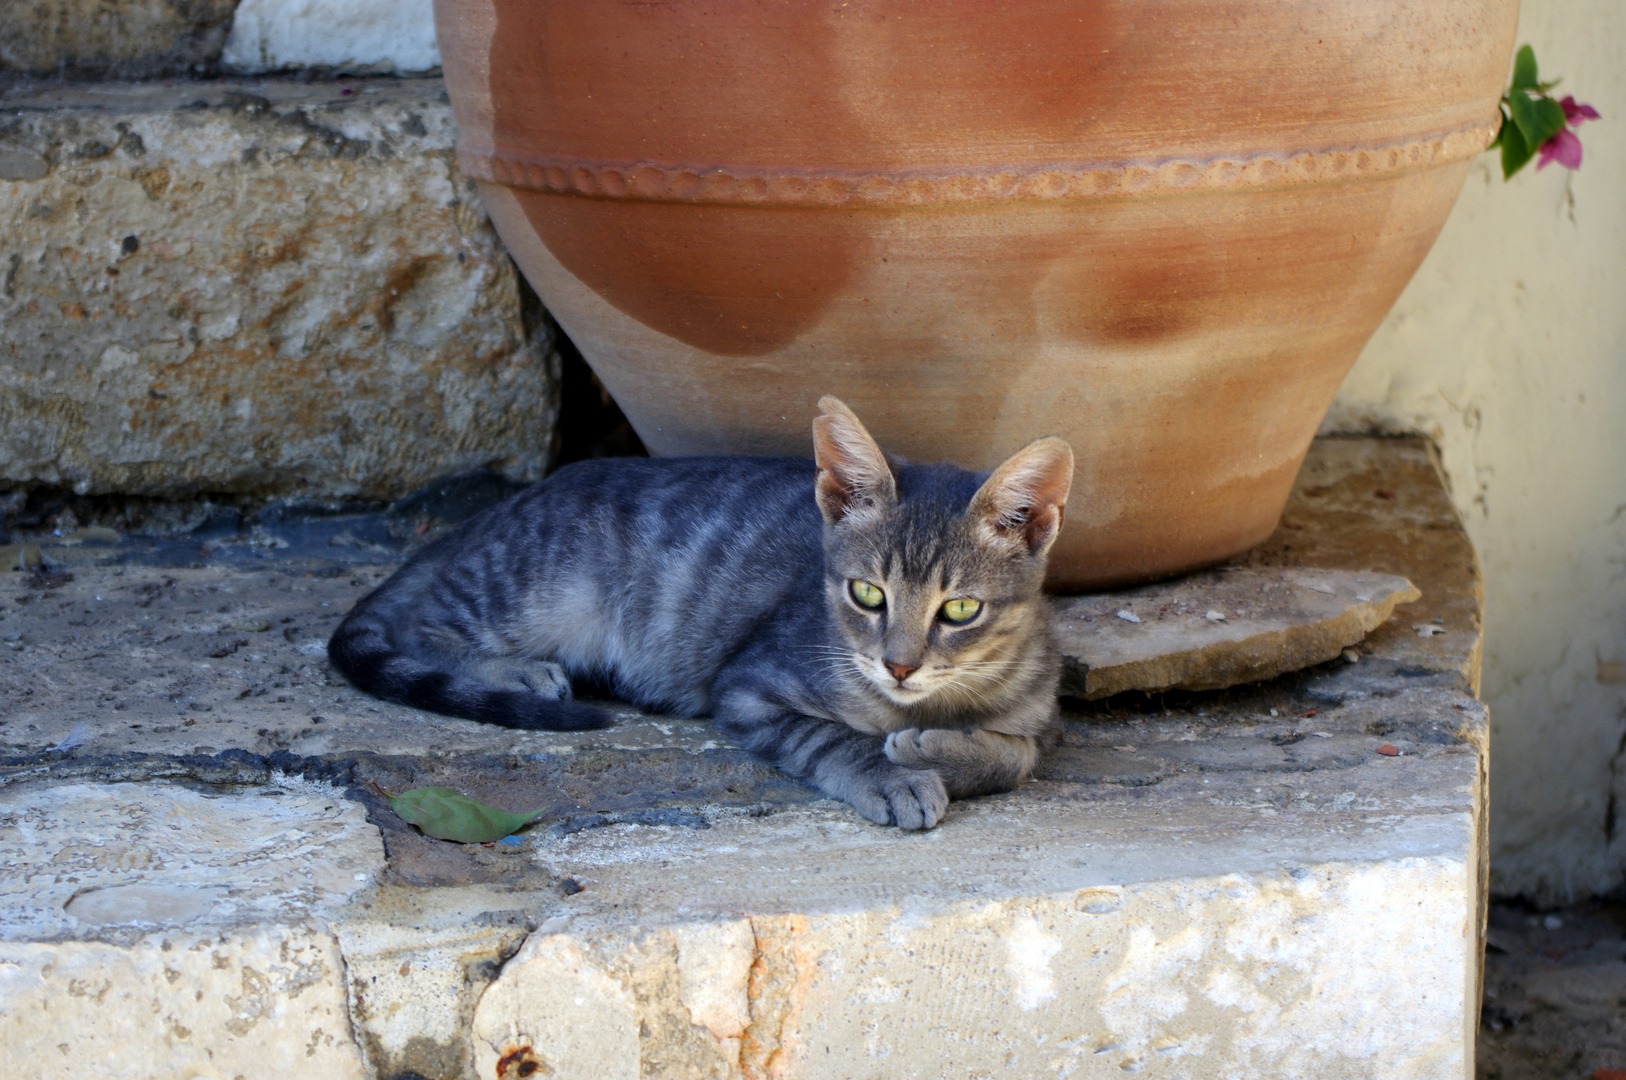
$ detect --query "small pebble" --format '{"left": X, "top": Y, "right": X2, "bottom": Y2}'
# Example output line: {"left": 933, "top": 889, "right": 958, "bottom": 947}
{"left": 1269, "top": 709, "right": 1279, "bottom": 718}
{"left": 1204, "top": 610, "right": 1225, "bottom": 621}
{"left": 1543, "top": 914, "right": 1564, "bottom": 930}
{"left": 1310, "top": 731, "right": 1333, "bottom": 739}
{"left": 229, "top": 619, "right": 271, "bottom": 632}
{"left": 1116, "top": 610, "right": 1140, "bottom": 624}
{"left": 499, "top": 835, "right": 523, "bottom": 846}
{"left": 1413, "top": 624, "right": 1446, "bottom": 637}
{"left": 1342, "top": 648, "right": 1361, "bottom": 663}
{"left": 1376, "top": 744, "right": 1400, "bottom": 756}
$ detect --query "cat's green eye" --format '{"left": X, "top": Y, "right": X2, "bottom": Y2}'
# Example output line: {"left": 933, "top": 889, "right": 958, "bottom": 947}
{"left": 940, "top": 598, "right": 983, "bottom": 624}
{"left": 849, "top": 579, "right": 886, "bottom": 609}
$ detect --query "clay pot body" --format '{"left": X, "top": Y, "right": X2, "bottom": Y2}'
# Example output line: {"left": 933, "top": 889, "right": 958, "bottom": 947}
{"left": 435, "top": 0, "right": 1517, "bottom": 588}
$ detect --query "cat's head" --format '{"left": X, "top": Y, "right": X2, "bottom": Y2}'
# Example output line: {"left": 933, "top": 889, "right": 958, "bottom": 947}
{"left": 811, "top": 396, "right": 1073, "bottom": 712}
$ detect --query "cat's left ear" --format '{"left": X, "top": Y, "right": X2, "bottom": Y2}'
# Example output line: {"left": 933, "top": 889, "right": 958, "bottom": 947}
{"left": 812, "top": 396, "right": 897, "bottom": 524}
{"left": 968, "top": 437, "right": 1075, "bottom": 557}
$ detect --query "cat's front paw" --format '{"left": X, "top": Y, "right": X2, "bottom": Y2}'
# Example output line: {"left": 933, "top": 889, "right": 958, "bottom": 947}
{"left": 843, "top": 763, "right": 948, "bottom": 831}
{"left": 883, "top": 726, "right": 1039, "bottom": 798}
{"left": 884, "top": 727, "right": 946, "bottom": 771}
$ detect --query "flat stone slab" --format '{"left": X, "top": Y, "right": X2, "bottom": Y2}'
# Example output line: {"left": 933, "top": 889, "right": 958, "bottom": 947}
{"left": 1054, "top": 567, "right": 1420, "bottom": 699}
{"left": 0, "top": 438, "right": 1487, "bottom": 1079}
{"left": 1, "top": 778, "right": 381, "bottom": 940}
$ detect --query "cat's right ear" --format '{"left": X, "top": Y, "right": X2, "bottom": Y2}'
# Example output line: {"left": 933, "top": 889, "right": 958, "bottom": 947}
{"left": 812, "top": 396, "right": 897, "bottom": 524}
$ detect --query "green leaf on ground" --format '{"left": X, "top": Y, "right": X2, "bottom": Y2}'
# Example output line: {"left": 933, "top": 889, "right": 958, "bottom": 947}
{"left": 1511, "top": 44, "right": 1539, "bottom": 92}
{"left": 387, "top": 786, "right": 543, "bottom": 843}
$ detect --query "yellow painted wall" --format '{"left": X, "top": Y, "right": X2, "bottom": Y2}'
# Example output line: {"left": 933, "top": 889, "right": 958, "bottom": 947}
{"left": 1325, "top": 0, "right": 1626, "bottom": 902}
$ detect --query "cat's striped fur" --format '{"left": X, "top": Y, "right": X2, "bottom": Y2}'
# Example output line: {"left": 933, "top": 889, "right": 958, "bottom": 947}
{"left": 329, "top": 398, "right": 1073, "bottom": 829}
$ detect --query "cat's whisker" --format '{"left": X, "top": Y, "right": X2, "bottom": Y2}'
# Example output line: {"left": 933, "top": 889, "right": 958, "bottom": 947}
{"left": 950, "top": 664, "right": 1017, "bottom": 687}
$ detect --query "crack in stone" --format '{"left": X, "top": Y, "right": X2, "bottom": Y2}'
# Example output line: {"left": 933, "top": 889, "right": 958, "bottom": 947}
{"left": 1605, "top": 715, "right": 1626, "bottom": 845}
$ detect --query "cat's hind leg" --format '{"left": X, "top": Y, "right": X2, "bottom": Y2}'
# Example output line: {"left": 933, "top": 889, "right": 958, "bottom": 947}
{"left": 460, "top": 656, "right": 573, "bottom": 701}
{"left": 329, "top": 607, "right": 611, "bottom": 732}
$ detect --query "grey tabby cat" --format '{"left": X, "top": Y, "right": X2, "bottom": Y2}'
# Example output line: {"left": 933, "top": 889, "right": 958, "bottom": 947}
{"left": 328, "top": 398, "right": 1073, "bottom": 830}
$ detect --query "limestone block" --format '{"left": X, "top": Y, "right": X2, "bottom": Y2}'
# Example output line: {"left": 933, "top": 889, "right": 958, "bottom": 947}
{"left": 0, "top": 778, "right": 384, "bottom": 1079}
{"left": 331, "top": 894, "right": 534, "bottom": 1080}
{"left": 0, "top": 79, "right": 556, "bottom": 500}
{"left": 0, "top": 930, "right": 369, "bottom": 1079}
{"left": 474, "top": 858, "right": 1474, "bottom": 1079}
{"left": 1054, "top": 568, "right": 1421, "bottom": 699}
{"left": 0, "top": 0, "right": 238, "bottom": 78}
{"left": 223, "top": 0, "right": 440, "bottom": 74}
{"left": 0, "top": 779, "right": 384, "bottom": 939}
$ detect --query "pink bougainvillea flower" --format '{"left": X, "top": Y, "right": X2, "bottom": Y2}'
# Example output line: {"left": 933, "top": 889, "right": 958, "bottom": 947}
{"left": 1494, "top": 47, "right": 1599, "bottom": 179}
{"left": 1560, "top": 96, "right": 1601, "bottom": 124}
{"left": 1536, "top": 127, "right": 1583, "bottom": 170}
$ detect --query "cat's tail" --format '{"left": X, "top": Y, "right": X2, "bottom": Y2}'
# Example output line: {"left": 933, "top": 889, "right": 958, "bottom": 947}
{"left": 326, "top": 609, "right": 613, "bottom": 732}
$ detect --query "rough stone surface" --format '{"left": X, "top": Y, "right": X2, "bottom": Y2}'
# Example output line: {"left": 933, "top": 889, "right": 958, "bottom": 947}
{"left": 1246, "top": 437, "right": 1485, "bottom": 698}
{"left": 1055, "top": 568, "right": 1420, "bottom": 699}
{"left": 222, "top": 0, "right": 440, "bottom": 74}
{"left": 0, "top": 438, "right": 1489, "bottom": 1078}
{"left": 0, "top": 0, "right": 238, "bottom": 78}
{"left": 473, "top": 856, "right": 1475, "bottom": 1080}
{"left": 0, "top": 927, "right": 370, "bottom": 1078}
{"left": 0, "top": 778, "right": 382, "bottom": 1079}
{"left": 0, "top": 78, "right": 557, "bottom": 500}
{"left": 0, "top": 777, "right": 383, "bottom": 939}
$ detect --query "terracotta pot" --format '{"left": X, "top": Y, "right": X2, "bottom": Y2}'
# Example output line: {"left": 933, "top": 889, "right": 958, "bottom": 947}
{"left": 434, "top": 0, "right": 1517, "bottom": 588}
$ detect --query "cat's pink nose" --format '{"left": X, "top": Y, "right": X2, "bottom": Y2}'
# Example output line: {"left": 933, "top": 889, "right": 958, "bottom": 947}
{"left": 885, "top": 661, "right": 919, "bottom": 683}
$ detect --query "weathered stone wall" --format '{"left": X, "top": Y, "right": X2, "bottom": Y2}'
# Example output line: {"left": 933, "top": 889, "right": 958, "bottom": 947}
{"left": 0, "top": 0, "right": 443, "bottom": 78}
{"left": 0, "top": 79, "right": 557, "bottom": 500}
{"left": 0, "top": 0, "right": 240, "bottom": 79}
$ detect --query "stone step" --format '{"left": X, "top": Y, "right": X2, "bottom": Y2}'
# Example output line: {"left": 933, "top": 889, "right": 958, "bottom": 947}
{"left": 0, "top": 77, "right": 556, "bottom": 501}
{"left": 0, "top": 0, "right": 438, "bottom": 78}
{"left": 0, "top": 437, "right": 1486, "bottom": 1078}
